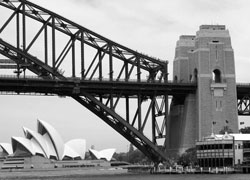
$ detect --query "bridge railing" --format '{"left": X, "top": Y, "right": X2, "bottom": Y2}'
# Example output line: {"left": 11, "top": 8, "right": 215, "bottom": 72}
{"left": 0, "top": 74, "right": 197, "bottom": 85}
{"left": 237, "top": 83, "right": 250, "bottom": 86}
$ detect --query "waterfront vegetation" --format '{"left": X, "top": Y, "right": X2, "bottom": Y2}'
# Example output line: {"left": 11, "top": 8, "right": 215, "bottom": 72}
{"left": 110, "top": 126, "right": 250, "bottom": 168}
{"left": 239, "top": 126, "right": 250, "bottom": 134}
{"left": 177, "top": 148, "right": 197, "bottom": 167}
{"left": 100, "top": 144, "right": 198, "bottom": 168}
{"left": 113, "top": 145, "right": 151, "bottom": 164}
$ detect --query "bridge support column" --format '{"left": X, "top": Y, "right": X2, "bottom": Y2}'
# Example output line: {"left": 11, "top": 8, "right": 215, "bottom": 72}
{"left": 168, "top": 25, "right": 239, "bottom": 155}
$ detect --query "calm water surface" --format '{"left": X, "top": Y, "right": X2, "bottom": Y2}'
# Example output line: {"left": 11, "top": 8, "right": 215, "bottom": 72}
{"left": 57, "top": 174, "right": 250, "bottom": 180}
{"left": 2, "top": 174, "right": 250, "bottom": 180}
{"left": 76, "top": 174, "right": 249, "bottom": 180}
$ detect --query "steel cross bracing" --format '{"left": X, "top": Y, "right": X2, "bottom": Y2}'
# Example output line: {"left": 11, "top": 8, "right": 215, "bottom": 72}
{"left": 0, "top": 0, "right": 176, "bottom": 162}
{"left": 237, "top": 84, "right": 250, "bottom": 116}
{"left": 238, "top": 96, "right": 250, "bottom": 116}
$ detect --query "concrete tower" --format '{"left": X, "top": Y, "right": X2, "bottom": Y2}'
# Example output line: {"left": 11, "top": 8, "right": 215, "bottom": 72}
{"left": 167, "top": 25, "right": 239, "bottom": 155}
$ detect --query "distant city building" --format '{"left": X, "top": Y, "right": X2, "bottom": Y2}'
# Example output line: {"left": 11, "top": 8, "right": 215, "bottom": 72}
{"left": 167, "top": 25, "right": 238, "bottom": 155}
{"left": 196, "top": 133, "right": 250, "bottom": 168}
{"left": 0, "top": 119, "right": 86, "bottom": 161}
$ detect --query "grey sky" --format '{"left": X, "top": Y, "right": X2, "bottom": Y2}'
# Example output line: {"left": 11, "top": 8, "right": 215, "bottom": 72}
{"left": 0, "top": 0, "right": 250, "bottom": 152}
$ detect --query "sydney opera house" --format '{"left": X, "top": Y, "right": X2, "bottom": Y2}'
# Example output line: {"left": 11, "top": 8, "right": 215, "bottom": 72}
{"left": 89, "top": 148, "right": 116, "bottom": 161}
{"left": 0, "top": 119, "right": 116, "bottom": 169}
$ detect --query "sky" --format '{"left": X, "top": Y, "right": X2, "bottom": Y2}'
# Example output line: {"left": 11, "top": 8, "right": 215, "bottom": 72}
{"left": 0, "top": 0, "right": 250, "bottom": 152}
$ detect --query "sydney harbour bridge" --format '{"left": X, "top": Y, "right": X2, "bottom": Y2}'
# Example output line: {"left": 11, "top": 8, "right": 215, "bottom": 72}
{"left": 0, "top": 0, "right": 250, "bottom": 163}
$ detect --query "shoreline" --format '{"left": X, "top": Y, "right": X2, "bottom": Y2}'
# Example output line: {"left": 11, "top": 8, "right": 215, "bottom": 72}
{"left": 1, "top": 165, "right": 250, "bottom": 179}
{"left": 0, "top": 167, "right": 129, "bottom": 179}
{"left": 1, "top": 167, "right": 250, "bottom": 179}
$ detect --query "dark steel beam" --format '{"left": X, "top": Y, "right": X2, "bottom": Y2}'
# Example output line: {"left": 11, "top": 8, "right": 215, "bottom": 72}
{"left": 138, "top": 94, "right": 142, "bottom": 131}
{"left": 80, "top": 31, "right": 85, "bottom": 78}
{"left": 44, "top": 24, "right": 48, "bottom": 65}
{"left": 22, "top": 3, "right": 26, "bottom": 51}
{"left": 72, "top": 39, "right": 76, "bottom": 77}
{"left": 71, "top": 93, "right": 167, "bottom": 162}
{"left": 109, "top": 44, "right": 113, "bottom": 81}
{"left": 52, "top": 16, "right": 56, "bottom": 70}
{"left": 152, "top": 97, "right": 156, "bottom": 144}
{"left": 55, "top": 38, "right": 72, "bottom": 69}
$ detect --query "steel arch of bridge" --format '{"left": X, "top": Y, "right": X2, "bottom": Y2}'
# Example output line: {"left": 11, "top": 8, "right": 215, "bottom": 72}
{"left": 0, "top": 0, "right": 173, "bottom": 162}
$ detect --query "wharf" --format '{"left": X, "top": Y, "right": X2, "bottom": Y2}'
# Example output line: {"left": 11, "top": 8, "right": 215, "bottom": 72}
{"left": 153, "top": 167, "right": 244, "bottom": 174}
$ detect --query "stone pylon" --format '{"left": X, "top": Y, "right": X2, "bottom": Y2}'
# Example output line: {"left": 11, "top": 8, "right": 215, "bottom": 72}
{"left": 166, "top": 25, "right": 238, "bottom": 155}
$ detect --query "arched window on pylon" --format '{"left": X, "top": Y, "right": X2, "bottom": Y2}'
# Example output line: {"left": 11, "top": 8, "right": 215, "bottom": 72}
{"left": 213, "top": 69, "right": 222, "bottom": 83}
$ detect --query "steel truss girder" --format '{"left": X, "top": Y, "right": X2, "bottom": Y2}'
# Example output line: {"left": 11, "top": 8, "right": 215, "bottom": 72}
{"left": 0, "top": 77, "right": 170, "bottom": 162}
{"left": 0, "top": 39, "right": 65, "bottom": 79}
{"left": 238, "top": 96, "right": 250, "bottom": 116}
{"left": 72, "top": 93, "right": 167, "bottom": 162}
{"left": 0, "top": 0, "right": 171, "bottom": 162}
{"left": 0, "top": 0, "right": 168, "bottom": 81}
{"left": 0, "top": 75, "right": 173, "bottom": 162}
{"left": 0, "top": 39, "right": 169, "bottom": 162}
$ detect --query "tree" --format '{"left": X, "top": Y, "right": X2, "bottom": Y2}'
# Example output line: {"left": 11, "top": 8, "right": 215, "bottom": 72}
{"left": 178, "top": 147, "right": 197, "bottom": 167}
{"left": 240, "top": 126, "right": 250, "bottom": 134}
{"left": 112, "top": 146, "right": 151, "bottom": 164}
{"left": 219, "top": 126, "right": 233, "bottom": 134}
{"left": 127, "top": 149, "right": 150, "bottom": 164}
{"left": 113, "top": 152, "right": 127, "bottom": 162}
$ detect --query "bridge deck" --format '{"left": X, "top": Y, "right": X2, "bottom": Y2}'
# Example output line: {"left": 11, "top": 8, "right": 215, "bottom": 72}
{"left": 237, "top": 83, "right": 250, "bottom": 98}
{"left": 0, "top": 76, "right": 197, "bottom": 97}
{"left": 0, "top": 76, "right": 249, "bottom": 98}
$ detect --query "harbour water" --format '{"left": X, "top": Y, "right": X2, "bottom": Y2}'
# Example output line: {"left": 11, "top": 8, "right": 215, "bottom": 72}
{"left": 87, "top": 174, "right": 250, "bottom": 180}
{"left": 1, "top": 172, "right": 250, "bottom": 180}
